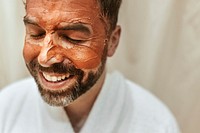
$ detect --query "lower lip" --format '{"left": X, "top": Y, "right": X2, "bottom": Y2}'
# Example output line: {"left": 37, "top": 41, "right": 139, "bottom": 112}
{"left": 38, "top": 72, "right": 75, "bottom": 90}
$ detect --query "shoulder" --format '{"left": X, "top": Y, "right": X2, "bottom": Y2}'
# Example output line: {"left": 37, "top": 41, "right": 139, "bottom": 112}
{"left": 0, "top": 77, "right": 41, "bottom": 129}
{"left": 0, "top": 77, "right": 38, "bottom": 113}
{"left": 0, "top": 77, "right": 37, "bottom": 99}
{"left": 109, "top": 71, "right": 180, "bottom": 133}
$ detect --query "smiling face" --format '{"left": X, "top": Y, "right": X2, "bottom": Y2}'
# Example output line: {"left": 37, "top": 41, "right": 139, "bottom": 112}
{"left": 23, "top": 0, "right": 120, "bottom": 106}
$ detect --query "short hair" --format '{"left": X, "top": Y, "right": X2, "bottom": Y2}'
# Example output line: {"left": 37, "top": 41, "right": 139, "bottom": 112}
{"left": 97, "top": 0, "right": 122, "bottom": 32}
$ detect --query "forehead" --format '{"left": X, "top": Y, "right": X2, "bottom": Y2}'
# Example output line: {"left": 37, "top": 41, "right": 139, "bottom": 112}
{"left": 25, "top": 0, "right": 102, "bottom": 26}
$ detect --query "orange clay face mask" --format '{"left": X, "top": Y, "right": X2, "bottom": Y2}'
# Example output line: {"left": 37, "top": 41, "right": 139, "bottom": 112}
{"left": 24, "top": 0, "right": 108, "bottom": 69}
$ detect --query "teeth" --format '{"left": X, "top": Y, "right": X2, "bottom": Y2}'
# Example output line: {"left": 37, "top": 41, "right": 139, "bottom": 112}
{"left": 42, "top": 73, "right": 71, "bottom": 82}
{"left": 62, "top": 75, "right": 65, "bottom": 80}
{"left": 66, "top": 73, "right": 70, "bottom": 78}
{"left": 57, "top": 76, "right": 62, "bottom": 81}
{"left": 52, "top": 76, "right": 57, "bottom": 82}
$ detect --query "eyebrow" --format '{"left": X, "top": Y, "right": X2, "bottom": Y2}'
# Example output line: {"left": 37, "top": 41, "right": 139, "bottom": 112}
{"left": 56, "top": 24, "right": 92, "bottom": 35}
{"left": 23, "top": 16, "right": 92, "bottom": 35}
{"left": 23, "top": 16, "right": 41, "bottom": 27}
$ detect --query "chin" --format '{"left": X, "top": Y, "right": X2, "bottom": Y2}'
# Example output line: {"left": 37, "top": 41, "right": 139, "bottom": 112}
{"left": 29, "top": 65, "right": 105, "bottom": 106}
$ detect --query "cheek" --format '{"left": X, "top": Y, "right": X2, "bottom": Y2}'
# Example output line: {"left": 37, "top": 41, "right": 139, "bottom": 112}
{"left": 23, "top": 42, "right": 41, "bottom": 63}
{"left": 67, "top": 46, "right": 102, "bottom": 69}
{"left": 49, "top": 45, "right": 103, "bottom": 69}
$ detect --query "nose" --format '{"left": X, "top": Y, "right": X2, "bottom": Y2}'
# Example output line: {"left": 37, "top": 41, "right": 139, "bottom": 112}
{"left": 38, "top": 34, "right": 64, "bottom": 67}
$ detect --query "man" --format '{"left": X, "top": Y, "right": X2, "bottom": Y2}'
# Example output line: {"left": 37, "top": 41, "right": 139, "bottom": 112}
{"left": 0, "top": 0, "right": 180, "bottom": 133}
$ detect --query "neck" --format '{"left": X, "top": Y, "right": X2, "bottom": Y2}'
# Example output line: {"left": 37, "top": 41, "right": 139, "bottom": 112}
{"left": 64, "top": 69, "right": 106, "bottom": 132}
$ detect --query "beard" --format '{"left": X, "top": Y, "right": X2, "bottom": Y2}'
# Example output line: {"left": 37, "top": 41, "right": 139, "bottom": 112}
{"left": 26, "top": 46, "right": 107, "bottom": 107}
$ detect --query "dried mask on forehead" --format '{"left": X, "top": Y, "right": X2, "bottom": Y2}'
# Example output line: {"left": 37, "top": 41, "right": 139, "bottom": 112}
{"left": 25, "top": 0, "right": 108, "bottom": 32}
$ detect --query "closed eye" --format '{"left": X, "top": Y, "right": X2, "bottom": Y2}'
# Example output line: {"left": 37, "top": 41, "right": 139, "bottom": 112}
{"left": 30, "top": 32, "right": 45, "bottom": 39}
{"left": 62, "top": 35, "right": 85, "bottom": 44}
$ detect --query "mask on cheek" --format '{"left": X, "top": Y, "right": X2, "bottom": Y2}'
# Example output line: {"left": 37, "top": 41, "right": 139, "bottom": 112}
{"left": 46, "top": 45, "right": 102, "bottom": 69}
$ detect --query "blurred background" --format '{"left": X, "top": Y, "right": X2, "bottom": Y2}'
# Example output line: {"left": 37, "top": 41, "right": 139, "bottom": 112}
{"left": 0, "top": 0, "right": 199, "bottom": 133}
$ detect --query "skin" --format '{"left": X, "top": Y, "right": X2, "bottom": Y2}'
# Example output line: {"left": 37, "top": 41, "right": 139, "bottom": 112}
{"left": 24, "top": 0, "right": 121, "bottom": 132}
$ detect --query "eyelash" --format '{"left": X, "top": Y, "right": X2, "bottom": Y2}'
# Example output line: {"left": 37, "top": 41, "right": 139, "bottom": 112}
{"left": 62, "top": 35, "right": 85, "bottom": 44}
{"left": 30, "top": 33, "right": 85, "bottom": 44}
{"left": 30, "top": 33, "right": 45, "bottom": 39}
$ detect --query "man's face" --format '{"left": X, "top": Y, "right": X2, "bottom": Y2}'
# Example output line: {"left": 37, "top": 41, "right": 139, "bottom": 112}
{"left": 23, "top": 0, "right": 109, "bottom": 106}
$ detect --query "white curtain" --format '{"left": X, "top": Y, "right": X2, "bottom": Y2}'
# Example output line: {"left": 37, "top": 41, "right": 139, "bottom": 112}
{"left": 0, "top": 0, "right": 199, "bottom": 133}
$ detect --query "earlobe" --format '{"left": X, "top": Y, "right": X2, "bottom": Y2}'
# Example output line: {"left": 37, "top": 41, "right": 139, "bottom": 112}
{"left": 107, "top": 25, "right": 121, "bottom": 57}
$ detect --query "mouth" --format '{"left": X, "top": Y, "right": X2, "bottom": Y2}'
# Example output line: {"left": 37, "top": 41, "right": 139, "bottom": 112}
{"left": 38, "top": 71, "right": 77, "bottom": 90}
{"left": 42, "top": 72, "right": 71, "bottom": 82}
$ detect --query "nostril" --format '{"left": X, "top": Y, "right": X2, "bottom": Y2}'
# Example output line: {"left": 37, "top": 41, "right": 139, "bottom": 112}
{"left": 38, "top": 58, "right": 50, "bottom": 67}
{"left": 47, "top": 54, "right": 64, "bottom": 64}
{"left": 38, "top": 52, "right": 51, "bottom": 67}
{"left": 38, "top": 54, "right": 65, "bottom": 68}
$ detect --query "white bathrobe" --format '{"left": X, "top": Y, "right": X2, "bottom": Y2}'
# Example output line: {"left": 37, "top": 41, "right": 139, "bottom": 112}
{"left": 0, "top": 72, "right": 180, "bottom": 133}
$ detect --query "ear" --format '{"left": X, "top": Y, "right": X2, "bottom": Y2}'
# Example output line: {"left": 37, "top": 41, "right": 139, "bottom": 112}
{"left": 107, "top": 25, "right": 121, "bottom": 57}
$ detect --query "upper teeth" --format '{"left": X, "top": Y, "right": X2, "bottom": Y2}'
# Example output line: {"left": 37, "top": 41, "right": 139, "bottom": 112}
{"left": 42, "top": 73, "right": 70, "bottom": 82}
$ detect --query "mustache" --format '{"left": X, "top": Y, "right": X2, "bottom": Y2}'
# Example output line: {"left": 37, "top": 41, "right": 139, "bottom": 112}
{"left": 39, "top": 63, "right": 76, "bottom": 74}
{"left": 29, "top": 59, "right": 83, "bottom": 75}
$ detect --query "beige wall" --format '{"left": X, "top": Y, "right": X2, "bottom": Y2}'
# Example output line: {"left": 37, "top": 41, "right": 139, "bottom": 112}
{"left": 0, "top": 1, "right": 28, "bottom": 87}
{"left": 1, "top": 0, "right": 199, "bottom": 133}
